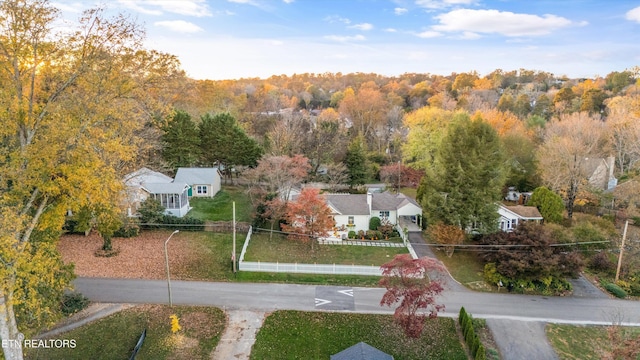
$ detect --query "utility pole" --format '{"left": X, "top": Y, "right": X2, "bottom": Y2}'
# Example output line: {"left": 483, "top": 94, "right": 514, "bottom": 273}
{"left": 615, "top": 219, "right": 628, "bottom": 282}
{"left": 232, "top": 201, "right": 236, "bottom": 273}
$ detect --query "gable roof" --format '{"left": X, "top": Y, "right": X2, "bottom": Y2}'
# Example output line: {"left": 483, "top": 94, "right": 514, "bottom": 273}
{"left": 325, "top": 194, "right": 369, "bottom": 215}
{"left": 124, "top": 167, "right": 173, "bottom": 187}
{"left": 372, "top": 192, "right": 421, "bottom": 211}
{"left": 331, "top": 342, "right": 393, "bottom": 360}
{"left": 502, "top": 205, "right": 543, "bottom": 219}
{"left": 174, "top": 167, "right": 221, "bottom": 185}
{"left": 142, "top": 182, "right": 190, "bottom": 194}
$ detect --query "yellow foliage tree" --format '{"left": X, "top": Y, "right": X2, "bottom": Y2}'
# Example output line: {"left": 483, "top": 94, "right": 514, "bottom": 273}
{"left": 0, "top": 2, "right": 176, "bottom": 359}
{"left": 170, "top": 314, "right": 182, "bottom": 333}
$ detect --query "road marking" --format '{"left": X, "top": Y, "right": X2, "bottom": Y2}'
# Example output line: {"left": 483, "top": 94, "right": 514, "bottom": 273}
{"left": 315, "top": 298, "right": 332, "bottom": 307}
{"left": 337, "top": 289, "right": 353, "bottom": 297}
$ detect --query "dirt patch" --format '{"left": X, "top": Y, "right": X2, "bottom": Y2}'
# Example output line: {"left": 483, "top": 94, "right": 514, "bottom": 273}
{"left": 58, "top": 231, "right": 192, "bottom": 279}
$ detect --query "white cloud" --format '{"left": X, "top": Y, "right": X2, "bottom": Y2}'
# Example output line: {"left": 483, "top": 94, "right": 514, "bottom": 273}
{"left": 349, "top": 23, "right": 373, "bottom": 31}
{"left": 324, "top": 15, "right": 351, "bottom": 24}
{"left": 415, "top": 0, "right": 477, "bottom": 10}
{"left": 416, "top": 30, "right": 442, "bottom": 38}
{"left": 626, "top": 6, "right": 640, "bottom": 23}
{"left": 51, "top": 2, "right": 85, "bottom": 13}
{"left": 433, "top": 9, "right": 574, "bottom": 37}
{"left": 283, "top": 0, "right": 295, "bottom": 3}
{"left": 154, "top": 20, "right": 204, "bottom": 33}
{"left": 266, "top": 39, "right": 284, "bottom": 46}
{"left": 394, "top": 7, "right": 408, "bottom": 15}
{"left": 385, "top": 28, "right": 398, "bottom": 32}
{"left": 118, "top": 0, "right": 211, "bottom": 17}
{"left": 324, "top": 34, "right": 366, "bottom": 42}
{"left": 459, "top": 31, "right": 481, "bottom": 40}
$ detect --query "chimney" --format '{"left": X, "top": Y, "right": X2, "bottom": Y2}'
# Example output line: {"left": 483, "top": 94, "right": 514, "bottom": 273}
{"left": 367, "top": 191, "right": 372, "bottom": 214}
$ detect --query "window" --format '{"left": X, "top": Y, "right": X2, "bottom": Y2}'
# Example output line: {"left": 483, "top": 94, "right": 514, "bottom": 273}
{"left": 348, "top": 216, "right": 354, "bottom": 225}
{"left": 196, "top": 185, "right": 208, "bottom": 194}
{"left": 379, "top": 211, "right": 389, "bottom": 219}
{"left": 511, "top": 219, "right": 517, "bottom": 229}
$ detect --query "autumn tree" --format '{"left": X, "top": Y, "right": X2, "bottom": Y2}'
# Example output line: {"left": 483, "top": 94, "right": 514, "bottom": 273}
{"left": 379, "top": 163, "right": 424, "bottom": 191}
{"left": 162, "top": 110, "right": 200, "bottom": 169}
{"left": 480, "top": 223, "right": 583, "bottom": 293}
{"left": 429, "top": 223, "right": 466, "bottom": 257}
{"left": 0, "top": 2, "right": 155, "bottom": 359}
{"left": 537, "top": 112, "right": 606, "bottom": 219}
{"left": 379, "top": 254, "right": 446, "bottom": 338}
{"left": 528, "top": 187, "right": 565, "bottom": 223}
{"left": 281, "top": 188, "right": 334, "bottom": 250}
{"left": 417, "top": 114, "right": 507, "bottom": 233}
{"left": 605, "top": 95, "right": 640, "bottom": 175}
{"left": 402, "top": 107, "right": 453, "bottom": 171}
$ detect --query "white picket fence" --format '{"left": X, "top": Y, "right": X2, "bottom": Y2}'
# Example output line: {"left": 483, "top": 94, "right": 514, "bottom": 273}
{"left": 239, "top": 261, "right": 383, "bottom": 276}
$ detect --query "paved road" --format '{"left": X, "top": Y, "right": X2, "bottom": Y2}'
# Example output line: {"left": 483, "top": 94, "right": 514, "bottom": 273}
{"left": 74, "top": 278, "right": 640, "bottom": 326}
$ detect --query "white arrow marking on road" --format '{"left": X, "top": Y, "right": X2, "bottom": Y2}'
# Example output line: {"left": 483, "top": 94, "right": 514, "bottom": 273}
{"left": 315, "top": 298, "right": 332, "bottom": 307}
{"left": 337, "top": 289, "right": 353, "bottom": 297}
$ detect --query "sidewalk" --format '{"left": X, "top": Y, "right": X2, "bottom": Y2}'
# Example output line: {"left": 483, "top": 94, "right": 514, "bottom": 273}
{"left": 36, "top": 303, "right": 136, "bottom": 339}
{"left": 210, "top": 310, "right": 266, "bottom": 360}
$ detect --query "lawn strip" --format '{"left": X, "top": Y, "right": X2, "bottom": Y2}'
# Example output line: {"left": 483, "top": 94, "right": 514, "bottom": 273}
{"left": 251, "top": 311, "right": 466, "bottom": 360}
{"left": 26, "top": 305, "right": 225, "bottom": 360}
{"left": 546, "top": 324, "right": 640, "bottom": 360}
{"left": 187, "top": 186, "right": 252, "bottom": 222}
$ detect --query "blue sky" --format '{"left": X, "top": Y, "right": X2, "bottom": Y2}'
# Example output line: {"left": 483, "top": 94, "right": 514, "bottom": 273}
{"left": 53, "top": 0, "right": 640, "bottom": 80}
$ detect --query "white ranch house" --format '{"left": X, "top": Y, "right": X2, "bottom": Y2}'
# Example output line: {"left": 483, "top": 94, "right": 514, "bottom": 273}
{"left": 325, "top": 191, "right": 422, "bottom": 233}
{"left": 497, "top": 204, "right": 543, "bottom": 232}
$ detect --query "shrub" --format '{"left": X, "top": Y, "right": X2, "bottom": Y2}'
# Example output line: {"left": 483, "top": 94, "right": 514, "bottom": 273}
{"left": 369, "top": 216, "right": 381, "bottom": 230}
{"left": 572, "top": 222, "right": 609, "bottom": 250}
{"left": 588, "top": 251, "right": 615, "bottom": 273}
{"left": 61, "top": 292, "right": 90, "bottom": 316}
{"left": 138, "top": 197, "right": 166, "bottom": 226}
{"left": 161, "top": 215, "right": 205, "bottom": 231}
{"left": 348, "top": 230, "right": 356, "bottom": 239}
{"left": 113, "top": 218, "right": 140, "bottom": 238}
{"left": 475, "top": 344, "right": 486, "bottom": 360}
{"left": 604, "top": 283, "right": 627, "bottom": 298}
{"left": 357, "top": 230, "right": 365, "bottom": 239}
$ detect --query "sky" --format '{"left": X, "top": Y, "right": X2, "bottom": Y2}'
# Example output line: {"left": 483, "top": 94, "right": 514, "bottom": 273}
{"left": 52, "top": 0, "right": 640, "bottom": 80}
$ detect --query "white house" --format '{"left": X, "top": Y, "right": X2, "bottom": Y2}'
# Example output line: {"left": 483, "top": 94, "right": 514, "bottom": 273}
{"left": 174, "top": 167, "right": 222, "bottom": 198}
{"left": 497, "top": 204, "right": 543, "bottom": 232}
{"left": 123, "top": 167, "right": 191, "bottom": 218}
{"left": 325, "top": 191, "right": 422, "bottom": 233}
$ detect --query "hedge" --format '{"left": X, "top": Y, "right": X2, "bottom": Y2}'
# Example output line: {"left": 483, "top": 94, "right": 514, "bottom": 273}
{"left": 604, "top": 283, "right": 627, "bottom": 298}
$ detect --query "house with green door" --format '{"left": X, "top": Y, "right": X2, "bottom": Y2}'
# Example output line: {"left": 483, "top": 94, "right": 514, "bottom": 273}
{"left": 174, "top": 167, "right": 222, "bottom": 198}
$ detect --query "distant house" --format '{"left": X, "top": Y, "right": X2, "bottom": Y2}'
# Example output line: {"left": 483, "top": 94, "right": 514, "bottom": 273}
{"left": 123, "top": 167, "right": 191, "bottom": 218}
{"left": 504, "top": 186, "right": 533, "bottom": 204}
{"left": 497, "top": 204, "right": 543, "bottom": 232}
{"left": 331, "top": 342, "right": 393, "bottom": 360}
{"left": 325, "top": 191, "right": 422, "bottom": 233}
{"left": 583, "top": 156, "right": 617, "bottom": 191}
{"left": 174, "top": 167, "right": 222, "bottom": 198}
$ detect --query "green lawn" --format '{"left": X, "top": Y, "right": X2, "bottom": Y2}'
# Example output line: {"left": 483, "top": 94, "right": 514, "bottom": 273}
{"left": 546, "top": 324, "right": 640, "bottom": 360}
{"left": 174, "top": 231, "right": 385, "bottom": 287}
{"left": 26, "top": 305, "right": 225, "bottom": 360}
{"left": 432, "top": 247, "right": 489, "bottom": 290}
{"left": 243, "top": 231, "right": 408, "bottom": 265}
{"left": 187, "top": 186, "right": 252, "bottom": 222}
{"left": 251, "top": 311, "right": 467, "bottom": 360}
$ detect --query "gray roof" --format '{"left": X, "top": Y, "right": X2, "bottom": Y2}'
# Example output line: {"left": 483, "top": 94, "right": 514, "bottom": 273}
{"left": 174, "top": 167, "right": 221, "bottom": 185}
{"left": 142, "top": 182, "right": 189, "bottom": 194}
{"left": 325, "top": 194, "right": 369, "bottom": 215}
{"left": 371, "top": 192, "right": 421, "bottom": 211}
{"left": 124, "top": 167, "right": 172, "bottom": 187}
{"left": 331, "top": 342, "right": 393, "bottom": 360}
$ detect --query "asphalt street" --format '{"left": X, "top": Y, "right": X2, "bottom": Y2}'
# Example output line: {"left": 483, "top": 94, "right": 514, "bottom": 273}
{"left": 74, "top": 277, "right": 640, "bottom": 326}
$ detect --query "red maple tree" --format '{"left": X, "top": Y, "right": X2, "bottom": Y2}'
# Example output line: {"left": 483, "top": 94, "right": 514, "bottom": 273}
{"left": 281, "top": 188, "right": 334, "bottom": 249}
{"left": 379, "top": 254, "right": 446, "bottom": 338}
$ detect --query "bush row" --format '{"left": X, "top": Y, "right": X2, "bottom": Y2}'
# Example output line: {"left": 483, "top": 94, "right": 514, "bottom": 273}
{"left": 604, "top": 282, "right": 627, "bottom": 298}
{"left": 459, "top": 307, "right": 486, "bottom": 360}
{"left": 347, "top": 229, "right": 400, "bottom": 240}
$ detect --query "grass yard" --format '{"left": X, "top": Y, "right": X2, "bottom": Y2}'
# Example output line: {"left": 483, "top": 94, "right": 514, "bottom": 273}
{"left": 546, "top": 324, "right": 640, "bottom": 360}
{"left": 187, "top": 186, "right": 252, "bottom": 222}
{"left": 244, "top": 231, "right": 408, "bottom": 265}
{"left": 26, "top": 305, "right": 225, "bottom": 360}
{"left": 175, "top": 231, "right": 384, "bottom": 287}
{"left": 431, "top": 246, "right": 489, "bottom": 290}
{"left": 251, "top": 311, "right": 466, "bottom": 360}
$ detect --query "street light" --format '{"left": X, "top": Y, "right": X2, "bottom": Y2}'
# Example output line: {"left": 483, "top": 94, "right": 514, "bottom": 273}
{"left": 164, "top": 230, "right": 179, "bottom": 307}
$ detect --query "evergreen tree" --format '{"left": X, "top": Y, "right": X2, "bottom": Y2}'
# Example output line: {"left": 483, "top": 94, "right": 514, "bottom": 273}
{"left": 199, "top": 113, "right": 263, "bottom": 176}
{"left": 344, "top": 135, "right": 368, "bottom": 188}
{"left": 418, "top": 113, "right": 507, "bottom": 233}
{"left": 162, "top": 110, "right": 201, "bottom": 169}
{"left": 528, "top": 186, "right": 564, "bottom": 223}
